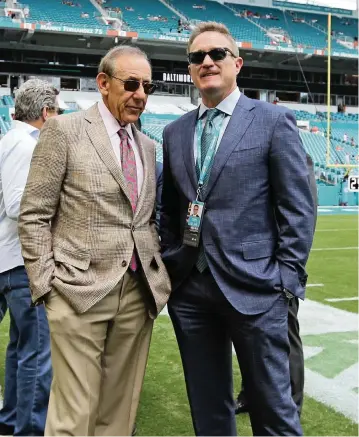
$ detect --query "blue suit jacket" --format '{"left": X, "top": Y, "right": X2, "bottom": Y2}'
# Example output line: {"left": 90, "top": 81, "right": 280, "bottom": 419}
{"left": 155, "top": 161, "right": 163, "bottom": 231}
{"left": 160, "top": 94, "right": 315, "bottom": 315}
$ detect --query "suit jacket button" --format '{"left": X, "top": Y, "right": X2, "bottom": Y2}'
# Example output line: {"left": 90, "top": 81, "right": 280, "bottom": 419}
{"left": 131, "top": 225, "right": 135, "bottom": 232}
{"left": 122, "top": 260, "right": 127, "bottom": 267}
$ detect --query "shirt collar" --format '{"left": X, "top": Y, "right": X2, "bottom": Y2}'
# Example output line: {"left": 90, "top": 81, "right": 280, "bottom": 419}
{"left": 98, "top": 100, "right": 133, "bottom": 140}
{"left": 198, "top": 87, "right": 241, "bottom": 119}
{"left": 11, "top": 120, "right": 40, "bottom": 139}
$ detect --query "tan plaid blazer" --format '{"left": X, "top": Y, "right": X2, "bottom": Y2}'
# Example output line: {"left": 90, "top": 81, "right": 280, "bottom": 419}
{"left": 18, "top": 104, "right": 171, "bottom": 316}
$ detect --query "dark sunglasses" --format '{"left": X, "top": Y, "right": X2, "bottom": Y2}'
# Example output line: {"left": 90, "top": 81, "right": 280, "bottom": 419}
{"left": 109, "top": 75, "right": 156, "bottom": 95}
{"left": 188, "top": 47, "right": 236, "bottom": 65}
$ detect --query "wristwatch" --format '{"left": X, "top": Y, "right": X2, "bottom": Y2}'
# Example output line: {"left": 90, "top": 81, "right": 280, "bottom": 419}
{"left": 282, "top": 287, "right": 294, "bottom": 299}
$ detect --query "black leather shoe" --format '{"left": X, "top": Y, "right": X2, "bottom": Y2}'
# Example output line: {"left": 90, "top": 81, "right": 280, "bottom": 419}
{"left": 235, "top": 391, "right": 249, "bottom": 414}
{"left": 132, "top": 423, "right": 137, "bottom": 436}
{"left": 0, "top": 424, "right": 15, "bottom": 435}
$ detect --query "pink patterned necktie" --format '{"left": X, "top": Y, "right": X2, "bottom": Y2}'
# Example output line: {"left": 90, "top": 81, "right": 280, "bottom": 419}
{"left": 118, "top": 128, "right": 138, "bottom": 271}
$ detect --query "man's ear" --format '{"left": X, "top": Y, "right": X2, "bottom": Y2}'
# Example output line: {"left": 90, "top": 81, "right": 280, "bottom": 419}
{"left": 42, "top": 106, "right": 48, "bottom": 121}
{"left": 235, "top": 57, "right": 244, "bottom": 75}
{"left": 96, "top": 72, "right": 110, "bottom": 96}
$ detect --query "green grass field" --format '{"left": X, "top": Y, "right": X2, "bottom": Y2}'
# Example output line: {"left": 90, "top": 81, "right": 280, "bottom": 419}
{"left": 0, "top": 213, "right": 358, "bottom": 435}
{"left": 306, "top": 214, "right": 358, "bottom": 313}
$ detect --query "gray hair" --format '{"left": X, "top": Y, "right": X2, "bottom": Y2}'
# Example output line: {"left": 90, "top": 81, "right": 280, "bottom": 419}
{"left": 14, "top": 79, "right": 59, "bottom": 122}
{"left": 98, "top": 45, "right": 150, "bottom": 76}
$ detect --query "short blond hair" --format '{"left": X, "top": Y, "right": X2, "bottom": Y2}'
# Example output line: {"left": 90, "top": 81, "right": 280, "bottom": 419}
{"left": 187, "top": 21, "right": 239, "bottom": 56}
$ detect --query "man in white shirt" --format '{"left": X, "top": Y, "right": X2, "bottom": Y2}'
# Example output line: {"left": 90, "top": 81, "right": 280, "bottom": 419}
{"left": 0, "top": 79, "right": 60, "bottom": 436}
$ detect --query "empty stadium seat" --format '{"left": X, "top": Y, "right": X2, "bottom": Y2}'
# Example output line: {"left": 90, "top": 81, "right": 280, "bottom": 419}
{"left": 105, "top": 0, "right": 178, "bottom": 34}
{"left": 169, "top": 0, "right": 269, "bottom": 44}
{"left": 25, "top": 0, "right": 108, "bottom": 29}
{"left": 294, "top": 109, "right": 358, "bottom": 167}
{"left": 3, "top": 96, "right": 14, "bottom": 106}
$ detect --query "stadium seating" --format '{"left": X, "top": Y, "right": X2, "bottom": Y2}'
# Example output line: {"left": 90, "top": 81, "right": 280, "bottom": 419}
{"left": 25, "top": 0, "right": 107, "bottom": 29}
{"left": 0, "top": 16, "right": 14, "bottom": 27}
{"left": 226, "top": 5, "right": 326, "bottom": 49}
{"left": 2, "top": 96, "right": 14, "bottom": 106}
{"left": 169, "top": 0, "right": 270, "bottom": 44}
{"left": 141, "top": 113, "right": 181, "bottom": 161}
{"left": 284, "top": 11, "right": 356, "bottom": 53}
{"left": 105, "top": 0, "right": 178, "bottom": 34}
{"left": 331, "top": 15, "right": 358, "bottom": 39}
{"left": 317, "top": 111, "right": 358, "bottom": 122}
{"left": 224, "top": 3, "right": 357, "bottom": 52}
{"left": 0, "top": 117, "right": 11, "bottom": 136}
{"left": 292, "top": 108, "right": 358, "bottom": 168}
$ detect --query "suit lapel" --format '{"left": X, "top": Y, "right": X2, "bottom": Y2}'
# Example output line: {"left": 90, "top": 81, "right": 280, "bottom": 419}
{"left": 181, "top": 109, "right": 199, "bottom": 192}
{"left": 203, "top": 95, "right": 256, "bottom": 200}
{"left": 85, "top": 104, "right": 131, "bottom": 203}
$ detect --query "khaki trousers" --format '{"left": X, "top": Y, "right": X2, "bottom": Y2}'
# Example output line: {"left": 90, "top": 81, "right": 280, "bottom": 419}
{"left": 44, "top": 271, "right": 154, "bottom": 436}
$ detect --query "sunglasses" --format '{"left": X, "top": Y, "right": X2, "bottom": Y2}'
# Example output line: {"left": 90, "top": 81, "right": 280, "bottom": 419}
{"left": 188, "top": 47, "right": 236, "bottom": 65}
{"left": 109, "top": 75, "right": 157, "bottom": 95}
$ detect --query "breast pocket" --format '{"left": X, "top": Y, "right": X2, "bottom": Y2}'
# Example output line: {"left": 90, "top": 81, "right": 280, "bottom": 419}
{"left": 226, "top": 146, "right": 266, "bottom": 173}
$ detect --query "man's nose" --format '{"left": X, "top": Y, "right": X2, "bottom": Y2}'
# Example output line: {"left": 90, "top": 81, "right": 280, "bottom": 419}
{"left": 133, "top": 83, "right": 147, "bottom": 100}
{"left": 202, "top": 54, "right": 215, "bottom": 66}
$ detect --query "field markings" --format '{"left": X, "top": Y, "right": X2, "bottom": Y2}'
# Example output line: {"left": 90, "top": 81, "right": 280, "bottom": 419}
{"left": 325, "top": 297, "right": 359, "bottom": 302}
{"left": 315, "top": 228, "right": 358, "bottom": 232}
{"left": 318, "top": 206, "right": 356, "bottom": 209}
{"left": 161, "top": 299, "right": 359, "bottom": 423}
{"left": 307, "top": 283, "right": 324, "bottom": 287}
{"left": 298, "top": 299, "right": 358, "bottom": 423}
{"left": 311, "top": 246, "right": 358, "bottom": 251}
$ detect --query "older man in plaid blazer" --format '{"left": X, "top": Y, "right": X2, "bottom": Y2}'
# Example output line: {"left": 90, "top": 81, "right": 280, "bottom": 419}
{"left": 18, "top": 46, "right": 171, "bottom": 436}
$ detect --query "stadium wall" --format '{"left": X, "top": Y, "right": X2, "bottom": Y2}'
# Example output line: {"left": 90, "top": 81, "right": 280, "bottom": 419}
{"left": 278, "top": 103, "right": 359, "bottom": 114}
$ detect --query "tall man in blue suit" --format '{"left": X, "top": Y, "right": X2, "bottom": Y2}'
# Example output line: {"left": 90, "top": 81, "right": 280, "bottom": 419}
{"left": 160, "top": 22, "right": 315, "bottom": 436}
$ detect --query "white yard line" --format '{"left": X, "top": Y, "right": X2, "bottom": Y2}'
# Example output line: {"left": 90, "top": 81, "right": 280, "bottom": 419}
{"left": 315, "top": 228, "right": 358, "bottom": 232}
{"left": 325, "top": 297, "right": 359, "bottom": 302}
{"left": 304, "top": 368, "right": 359, "bottom": 423}
{"left": 318, "top": 206, "right": 358, "bottom": 209}
{"left": 311, "top": 247, "right": 358, "bottom": 251}
{"left": 307, "top": 284, "right": 324, "bottom": 287}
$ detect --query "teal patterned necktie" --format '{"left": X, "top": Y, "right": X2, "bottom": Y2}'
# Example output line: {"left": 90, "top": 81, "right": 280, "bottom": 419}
{"left": 196, "top": 108, "right": 221, "bottom": 189}
{"left": 196, "top": 108, "right": 222, "bottom": 273}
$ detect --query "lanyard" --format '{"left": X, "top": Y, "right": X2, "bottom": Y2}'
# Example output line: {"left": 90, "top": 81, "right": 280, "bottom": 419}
{"left": 195, "top": 112, "right": 225, "bottom": 199}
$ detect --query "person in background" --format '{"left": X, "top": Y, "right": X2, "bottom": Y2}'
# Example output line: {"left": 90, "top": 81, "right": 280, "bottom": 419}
{"left": 0, "top": 79, "right": 59, "bottom": 436}
{"left": 160, "top": 21, "right": 315, "bottom": 436}
{"left": 155, "top": 161, "right": 163, "bottom": 231}
{"left": 236, "top": 152, "right": 318, "bottom": 416}
{"left": 0, "top": 295, "right": 6, "bottom": 323}
{"left": 18, "top": 45, "right": 171, "bottom": 436}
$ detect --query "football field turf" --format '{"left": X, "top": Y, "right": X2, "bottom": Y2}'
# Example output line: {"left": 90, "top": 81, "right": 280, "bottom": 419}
{"left": 0, "top": 209, "right": 357, "bottom": 435}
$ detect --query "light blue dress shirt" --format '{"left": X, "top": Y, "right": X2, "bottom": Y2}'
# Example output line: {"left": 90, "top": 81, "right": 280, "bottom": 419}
{"left": 194, "top": 87, "right": 241, "bottom": 163}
